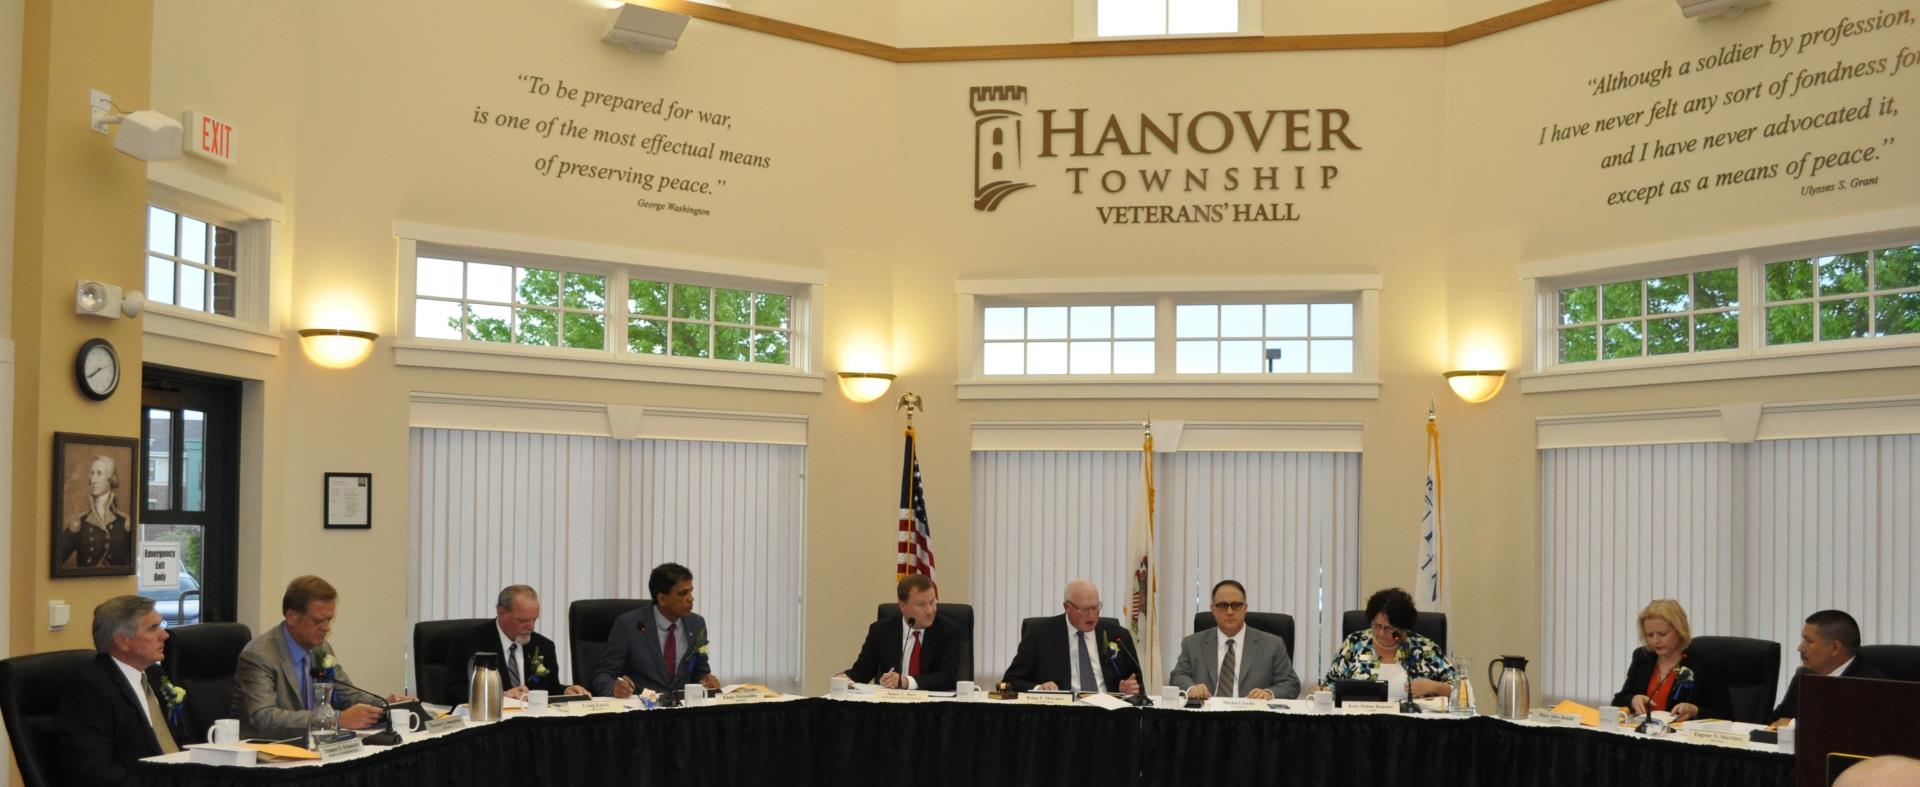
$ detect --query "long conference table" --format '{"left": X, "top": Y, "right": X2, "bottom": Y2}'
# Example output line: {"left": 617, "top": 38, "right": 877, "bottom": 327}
{"left": 137, "top": 694, "right": 1793, "bottom": 787}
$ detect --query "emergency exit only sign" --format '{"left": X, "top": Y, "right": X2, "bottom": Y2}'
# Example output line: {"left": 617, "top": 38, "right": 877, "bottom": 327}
{"left": 184, "top": 111, "right": 235, "bottom": 165}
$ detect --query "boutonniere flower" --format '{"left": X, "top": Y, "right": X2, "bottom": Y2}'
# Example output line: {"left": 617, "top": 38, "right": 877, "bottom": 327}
{"left": 320, "top": 654, "right": 336, "bottom": 669}
{"left": 531, "top": 649, "right": 551, "bottom": 678}
{"left": 1107, "top": 640, "right": 1120, "bottom": 655}
{"left": 696, "top": 643, "right": 710, "bottom": 656}
{"left": 158, "top": 676, "right": 187, "bottom": 726}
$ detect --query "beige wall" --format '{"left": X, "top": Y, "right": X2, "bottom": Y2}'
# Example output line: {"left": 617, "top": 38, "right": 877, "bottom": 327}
{"left": 11, "top": 0, "right": 1917, "bottom": 719}
{"left": 9, "top": 0, "right": 152, "bottom": 658}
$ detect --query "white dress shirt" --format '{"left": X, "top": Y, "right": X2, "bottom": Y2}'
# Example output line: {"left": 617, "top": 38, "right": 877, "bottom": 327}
{"left": 1216, "top": 627, "right": 1247, "bottom": 696}
{"left": 896, "top": 619, "right": 922, "bottom": 690}
{"left": 496, "top": 624, "right": 528, "bottom": 688}
{"left": 1822, "top": 656, "right": 1856, "bottom": 678}
{"left": 1065, "top": 619, "right": 1106, "bottom": 691}
{"left": 114, "top": 656, "right": 153, "bottom": 720}
{"left": 653, "top": 608, "right": 690, "bottom": 677}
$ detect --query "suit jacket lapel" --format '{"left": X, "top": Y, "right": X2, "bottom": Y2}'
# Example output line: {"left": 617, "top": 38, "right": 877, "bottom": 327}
{"left": 636, "top": 603, "right": 666, "bottom": 684}
{"left": 98, "top": 657, "right": 161, "bottom": 752}
{"left": 270, "top": 624, "right": 307, "bottom": 703}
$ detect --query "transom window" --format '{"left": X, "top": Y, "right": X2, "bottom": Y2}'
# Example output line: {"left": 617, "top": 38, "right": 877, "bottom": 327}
{"left": 983, "top": 305, "right": 1155, "bottom": 375}
{"left": 1096, "top": 0, "right": 1241, "bottom": 36}
{"left": 1175, "top": 303, "right": 1353, "bottom": 374}
{"left": 1555, "top": 267, "right": 1739, "bottom": 363}
{"left": 414, "top": 258, "right": 608, "bottom": 350}
{"left": 408, "top": 249, "right": 804, "bottom": 370}
{"left": 627, "top": 281, "right": 792, "bottom": 365}
{"left": 146, "top": 206, "right": 237, "bottom": 317}
{"left": 1764, "top": 245, "right": 1920, "bottom": 345}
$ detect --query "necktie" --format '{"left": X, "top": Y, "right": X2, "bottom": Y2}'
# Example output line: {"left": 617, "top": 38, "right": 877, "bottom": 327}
{"left": 143, "top": 680, "right": 180, "bottom": 754}
{"left": 1220, "top": 639, "right": 1239, "bottom": 699}
{"left": 908, "top": 631, "right": 923, "bottom": 676}
{"left": 506, "top": 643, "right": 522, "bottom": 688}
{"left": 299, "top": 653, "right": 313, "bottom": 709}
{"left": 664, "top": 623, "right": 678, "bottom": 684}
{"left": 1076, "top": 632, "right": 1098, "bottom": 692}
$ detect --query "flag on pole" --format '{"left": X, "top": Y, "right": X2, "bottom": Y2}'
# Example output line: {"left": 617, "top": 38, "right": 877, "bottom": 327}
{"left": 1418, "top": 406, "right": 1449, "bottom": 612}
{"left": 1126, "top": 428, "right": 1159, "bottom": 688}
{"left": 896, "top": 426, "right": 936, "bottom": 583}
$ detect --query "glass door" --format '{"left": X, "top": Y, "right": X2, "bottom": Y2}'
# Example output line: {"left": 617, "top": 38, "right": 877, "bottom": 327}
{"left": 139, "top": 367, "right": 240, "bottom": 626}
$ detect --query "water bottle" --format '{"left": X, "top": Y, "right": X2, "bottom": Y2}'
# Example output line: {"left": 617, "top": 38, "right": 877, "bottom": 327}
{"left": 1449, "top": 655, "right": 1476, "bottom": 715}
{"left": 308, "top": 681, "right": 339, "bottom": 748}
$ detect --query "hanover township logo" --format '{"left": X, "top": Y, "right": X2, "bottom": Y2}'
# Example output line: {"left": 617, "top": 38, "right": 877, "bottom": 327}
{"left": 971, "top": 85, "right": 1033, "bottom": 212}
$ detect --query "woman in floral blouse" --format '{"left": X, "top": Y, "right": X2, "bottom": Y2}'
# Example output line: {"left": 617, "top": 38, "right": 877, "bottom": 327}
{"left": 1609, "top": 599, "right": 1730, "bottom": 722}
{"left": 1320, "top": 587, "right": 1456, "bottom": 700}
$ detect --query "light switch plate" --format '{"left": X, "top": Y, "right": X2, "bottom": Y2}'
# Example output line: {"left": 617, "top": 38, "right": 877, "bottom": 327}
{"left": 49, "top": 600, "right": 70, "bottom": 630}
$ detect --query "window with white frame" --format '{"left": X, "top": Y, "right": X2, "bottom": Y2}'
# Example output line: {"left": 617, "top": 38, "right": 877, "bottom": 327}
{"left": 1554, "top": 266, "right": 1740, "bottom": 364}
{"left": 1176, "top": 302, "right": 1353, "bottom": 374}
{"left": 982, "top": 304, "right": 1155, "bottom": 375}
{"left": 1092, "top": 0, "right": 1247, "bottom": 37}
{"left": 1763, "top": 244, "right": 1920, "bottom": 345}
{"left": 409, "top": 249, "right": 802, "bottom": 368}
{"left": 146, "top": 206, "right": 239, "bottom": 317}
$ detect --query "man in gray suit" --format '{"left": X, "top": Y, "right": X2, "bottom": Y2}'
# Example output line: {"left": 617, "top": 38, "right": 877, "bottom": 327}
{"left": 1169, "top": 580, "right": 1300, "bottom": 700}
{"left": 591, "top": 562, "right": 722, "bottom": 697}
{"left": 233, "top": 575, "right": 413, "bottom": 740}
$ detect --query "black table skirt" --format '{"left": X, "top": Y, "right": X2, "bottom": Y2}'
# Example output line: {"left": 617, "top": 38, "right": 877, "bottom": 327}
{"left": 136, "top": 699, "right": 1791, "bottom": 787}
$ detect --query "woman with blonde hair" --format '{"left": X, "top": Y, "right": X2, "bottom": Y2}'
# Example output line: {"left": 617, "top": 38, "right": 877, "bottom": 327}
{"left": 1609, "top": 599, "right": 1731, "bottom": 722}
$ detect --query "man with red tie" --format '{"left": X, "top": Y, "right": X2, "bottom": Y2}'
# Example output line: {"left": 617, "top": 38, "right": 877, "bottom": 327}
{"left": 840, "top": 574, "right": 964, "bottom": 691}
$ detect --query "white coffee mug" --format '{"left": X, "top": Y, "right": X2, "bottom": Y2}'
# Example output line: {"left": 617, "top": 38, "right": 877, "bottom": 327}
{"left": 1777, "top": 725, "right": 1795, "bottom": 754}
{"left": 955, "top": 680, "right": 976, "bottom": 699}
{"left": 685, "top": 684, "right": 707, "bottom": 706}
{"left": 830, "top": 675, "right": 851, "bottom": 697}
{"left": 387, "top": 708, "right": 415, "bottom": 734}
{"left": 1312, "top": 689, "right": 1335, "bottom": 712}
{"left": 1158, "top": 685, "right": 1186, "bottom": 708}
{"left": 205, "top": 718, "right": 239, "bottom": 744}
{"left": 526, "top": 689, "right": 549, "bottom": 712}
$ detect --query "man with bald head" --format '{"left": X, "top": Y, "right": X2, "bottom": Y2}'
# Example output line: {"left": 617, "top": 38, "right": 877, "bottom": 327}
{"left": 1001, "top": 579, "right": 1142, "bottom": 694}
{"left": 1835, "top": 756, "right": 1920, "bottom": 787}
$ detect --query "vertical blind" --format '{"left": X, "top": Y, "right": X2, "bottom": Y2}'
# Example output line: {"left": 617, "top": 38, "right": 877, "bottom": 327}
{"left": 971, "top": 450, "right": 1362, "bottom": 689}
{"left": 410, "top": 429, "right": 807, "bottom": 691}
{"left": 1540, "top": 435, "right": 1918, "bottom": 705}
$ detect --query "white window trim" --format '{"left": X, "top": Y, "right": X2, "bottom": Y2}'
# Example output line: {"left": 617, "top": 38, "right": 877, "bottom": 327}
{"left": 408, "top": 391, "right": 809, "bottom": 445}
{"left": 1519, "top": 208, "right": 1920, "bottom": 394}
{"left": 1534, "top": 394, "right": 1920, "bottom": 449}
{"left": 393, "top": 222, "right": 826, "bottom": 394}
{"left": 956, "top": 275, "right": 1381, "bottom": 400}
{"left": 1071, "top": 0, "right": 1262, "bottom": 41}
{"left": 142, "top": 165, "right": 286, "bottom": 356}
{"left": 971, "top": 418, "right": 1362, "bottom": 452}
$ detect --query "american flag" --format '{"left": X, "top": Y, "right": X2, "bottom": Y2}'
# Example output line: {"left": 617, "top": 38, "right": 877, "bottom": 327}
{"left": 896, "top": 426, "right": 936, "bottom": 583}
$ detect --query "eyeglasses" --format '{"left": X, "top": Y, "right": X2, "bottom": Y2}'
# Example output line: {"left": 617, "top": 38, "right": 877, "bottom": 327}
{"left": 1065, "top": 601, "right": 1103, "bottom": 614}
{"left": 1211, "top": 601, "right": 1247, "bottom": 612}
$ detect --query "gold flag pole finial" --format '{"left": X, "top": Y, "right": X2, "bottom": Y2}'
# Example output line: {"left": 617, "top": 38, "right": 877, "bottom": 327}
{"left": 1428, "top": 397, "right": 1437, "bottom": 422}
{"left": 896, "top": 392, "right": 923, "bottom": 426}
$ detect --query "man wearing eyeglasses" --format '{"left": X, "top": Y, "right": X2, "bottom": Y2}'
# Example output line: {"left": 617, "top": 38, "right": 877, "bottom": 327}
{"left": 1170, "top": 580, "right": 1300, "bottom": 700}
{"left": 1001, "top": 579, "right": 1141, "bottom": 694}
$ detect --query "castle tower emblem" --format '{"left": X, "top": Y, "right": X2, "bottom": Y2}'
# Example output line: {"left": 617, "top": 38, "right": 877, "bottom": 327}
{"left": 970, "top": 85, "right": 1034, "bottom": 212}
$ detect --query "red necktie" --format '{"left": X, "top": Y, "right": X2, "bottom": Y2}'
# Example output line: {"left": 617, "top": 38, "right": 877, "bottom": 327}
{"left": 664, "top": 623, "right": 678, "bottom": 683}
{"left": 908, "top": 630, "right": 922, "bottom": 676}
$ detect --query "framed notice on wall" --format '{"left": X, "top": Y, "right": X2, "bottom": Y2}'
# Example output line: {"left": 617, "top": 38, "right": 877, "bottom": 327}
{"left": 324, "top": 472, "right": 372, "bottom": 529}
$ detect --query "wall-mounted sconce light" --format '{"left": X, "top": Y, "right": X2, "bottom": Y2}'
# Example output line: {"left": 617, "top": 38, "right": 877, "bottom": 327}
{"left": 298, "top": 328, "right": 379, "bottom": 369}
{"left": 604, "top": 3, "right": 690, "bottom": 52}
{"left": 76, "top": 281, "right": 145, "bottom": 319}
{"left": 1443, "top": 369, "right": 1507, "bottom": 404}
{"left": 837, "top": 372, "right": 896, "bottom": 403}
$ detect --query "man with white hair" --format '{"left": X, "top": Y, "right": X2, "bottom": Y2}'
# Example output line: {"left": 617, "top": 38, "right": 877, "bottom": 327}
{"left": 441, "top": 584, "right": 589, "bottom": 702}
{"left": 55, "top": 595, "right": 189, "bottom": 786}
{"left": 1001, "top": 579, "right": 1142, "bottom": 694}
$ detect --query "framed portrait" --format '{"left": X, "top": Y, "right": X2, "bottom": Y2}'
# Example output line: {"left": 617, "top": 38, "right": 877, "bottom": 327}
{"left": 51, "top": 432, "right": 139, "bottom": 578}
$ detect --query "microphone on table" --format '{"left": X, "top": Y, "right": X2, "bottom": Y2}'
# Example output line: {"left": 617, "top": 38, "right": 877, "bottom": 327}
{"left": 1111, "top": 629, "right": 1153, "bottom": 707}
{"left": 312, "top": 668, "right": 391, "bottom": 708}
{"left": 1394, "top": 629, "right": 1420, "bottom": 713}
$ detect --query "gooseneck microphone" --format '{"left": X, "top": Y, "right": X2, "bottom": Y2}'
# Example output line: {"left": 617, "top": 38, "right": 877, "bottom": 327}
{"left": 312, "top": 668, "right": 389, "bottom": 708}
{"left": 1111, "top": 629, "right": 1153, "bottom": 706}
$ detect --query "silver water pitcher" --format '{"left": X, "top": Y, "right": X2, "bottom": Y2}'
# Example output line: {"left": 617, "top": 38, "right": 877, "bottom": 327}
{"left": 1486, "top": 655, "right": 1531, "bottom": 719}
{"left": 468, "top": 652, "right": 503, "bottom": 722}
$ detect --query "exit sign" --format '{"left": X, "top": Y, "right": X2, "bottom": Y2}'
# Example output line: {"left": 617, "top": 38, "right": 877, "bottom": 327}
{"left": 183, "top": 111, "right": 235, "bottom": 165}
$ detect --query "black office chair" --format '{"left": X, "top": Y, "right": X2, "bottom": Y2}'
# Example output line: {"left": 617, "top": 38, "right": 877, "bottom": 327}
{"left": 1857, "top": 645, "right": 1920, "bottom": 683}
{"left": 1686, "top": 635, "right": 1780, "bottom": 723}
{"left": 412, "top": 618, "right": 489, "bottom": 705}
{"left": 876, "top": 603, "right": 974, "bottom": 680}
{"left": 1193, "top": 611, "right": 1296, "bottom": 661}
{"left": 160, "top": 622, "right": 252, "bottom": 742}
{"left": 1340, "top": 610, "right": 1448, "bottom": 653}
{"left": 568, "top": 599, "right": 647, "bottom": 687}
{"left": 0, "top": 649, "right": 97, "bottom": 787}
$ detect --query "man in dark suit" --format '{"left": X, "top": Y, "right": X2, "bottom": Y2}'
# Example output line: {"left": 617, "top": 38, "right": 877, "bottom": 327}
{"left": 442, "top": 585, "right": 590, "bottom": 703}
{"left": 591, "top": 563, "right": 722, "bottom": 696}
{"left": 1769, "top": 609, "right": 1888, "bottom": 727}
{"left": 55, "top": 595, "right": 190, "bottom": 787}
{"left": 839, "top": 574, "right": 964, "bottom": 691}
{"left": 1001, "top": 579, "right": 1142, "bottom": 693}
